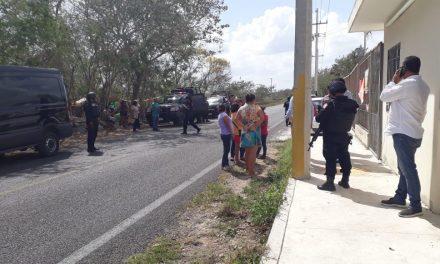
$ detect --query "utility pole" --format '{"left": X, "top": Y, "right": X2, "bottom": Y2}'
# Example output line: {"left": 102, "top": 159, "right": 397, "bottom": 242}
{"left": 270, "top": 78, "right": 273, "bottom": 89}
{"left": 312, "top": 8, "right": 327, "bottom": 95}
{"left": 363, "top": 31, "right": 371, "bottom": 50}
{"left": 291, "top": 0, "right": 312, "bottom": 179}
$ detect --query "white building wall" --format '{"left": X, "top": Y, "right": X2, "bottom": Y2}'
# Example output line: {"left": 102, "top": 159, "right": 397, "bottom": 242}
{"left": 382, "top": 0, "right": 440, "bottom": 212}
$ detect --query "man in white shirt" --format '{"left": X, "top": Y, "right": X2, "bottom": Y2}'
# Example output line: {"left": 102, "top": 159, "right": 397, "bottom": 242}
{"left": 379, "top": 56, "right": 430, "bottom": 218}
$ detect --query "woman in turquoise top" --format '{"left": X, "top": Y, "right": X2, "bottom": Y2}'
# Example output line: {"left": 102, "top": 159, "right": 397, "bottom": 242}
{"left": 235, "top": 94, "right": 265, "bottom": 176}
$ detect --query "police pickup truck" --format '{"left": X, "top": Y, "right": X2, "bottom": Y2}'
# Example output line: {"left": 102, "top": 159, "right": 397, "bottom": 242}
{"left": 147, "top": 87, "right": 209, "bottom": 126}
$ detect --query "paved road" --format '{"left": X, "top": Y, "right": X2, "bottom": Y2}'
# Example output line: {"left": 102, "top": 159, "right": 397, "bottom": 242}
{"left": 0, "top": 105, "right": 286, "bottom": 264}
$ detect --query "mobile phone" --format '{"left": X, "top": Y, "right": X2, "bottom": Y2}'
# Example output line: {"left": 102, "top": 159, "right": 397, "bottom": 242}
{"left": 399, "top": 66, "right": 407, "bottom": 77}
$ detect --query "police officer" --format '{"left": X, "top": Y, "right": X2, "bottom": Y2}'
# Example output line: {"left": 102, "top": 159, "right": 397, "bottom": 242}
{"left": 181, "top": 94, "right": 201, "bottom": 135}
{"left": 315, "top": 81, "right": 359, "bottom": 191}
{"left": 83, "top": 92, "right": 100, "bottom": 153}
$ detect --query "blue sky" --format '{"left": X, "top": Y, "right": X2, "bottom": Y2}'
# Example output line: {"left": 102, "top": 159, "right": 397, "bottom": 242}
{"left": 222, "top": 0, "right": 356, "bottom": 29}
{"left": 218, "top": 0, "right": 383, "bottom": 89}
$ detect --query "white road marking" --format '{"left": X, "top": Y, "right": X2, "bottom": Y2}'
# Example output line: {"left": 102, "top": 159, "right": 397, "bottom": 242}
{"left": 57, "top": 160, "right": 221, "bottom": 264}
{"left": 58, "top": 111, "right": 286, "bottom": 264}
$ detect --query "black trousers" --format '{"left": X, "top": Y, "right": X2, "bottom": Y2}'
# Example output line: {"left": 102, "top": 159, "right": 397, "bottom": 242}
{"left": 87, "top": 123, "right": 98, "bottom": 150}
{"left": 323, "top": 134, "right": 352, "bottom": 182}
{"left": 133, "top": 118, "right": 140, "bottom": 131}
{"left": 257, "top": 134, "right": 268, "bottom": 157}
{"left": 183, "top": 111, "right": 199, "bottom": 133}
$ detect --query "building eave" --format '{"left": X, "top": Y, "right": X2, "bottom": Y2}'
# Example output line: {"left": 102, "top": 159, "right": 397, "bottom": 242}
{"left": 348, "top": 0, "right": 416, "bottom": 33}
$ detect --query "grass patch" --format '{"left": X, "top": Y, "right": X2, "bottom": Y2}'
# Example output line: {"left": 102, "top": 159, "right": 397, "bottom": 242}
{"left": 218, "top": 140, "right": 292, "bottom": 228}
{"left": 226, "top": 246, "right": 266, "bottom": 264}
{"left": 218, "top": 194, "right": 248, "bottom": 219}
{"left": 249, "top": 140, "right": 292, "bottom": 227}
{"left": 212, "top": 140, "right": 292, "bottom": 230}
{"left": 125, "top": 238, "right": 181, "bottom": 264}
{"left": 190, "top": 180, "right": 232, "bottom": 207}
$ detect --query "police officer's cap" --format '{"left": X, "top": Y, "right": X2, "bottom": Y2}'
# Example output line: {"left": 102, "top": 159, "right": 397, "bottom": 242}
{"left": 329, "top": 81, "right": 347, "bottom": 95}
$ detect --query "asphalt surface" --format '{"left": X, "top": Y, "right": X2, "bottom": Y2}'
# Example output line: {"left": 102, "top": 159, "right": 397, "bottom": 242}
{"left": 0, "top": 105, "right": 287, "bottom": 264}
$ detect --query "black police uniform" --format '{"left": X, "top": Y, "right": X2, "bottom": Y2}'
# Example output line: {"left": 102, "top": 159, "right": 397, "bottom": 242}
{"left": 315, "top": 95, "right": 358, "bottom": 190}
{"left": 182, "top": 96, "right": 200, "bottom": 134}
{"left": 83, "top": 100, "right": 100, "bottom": 152}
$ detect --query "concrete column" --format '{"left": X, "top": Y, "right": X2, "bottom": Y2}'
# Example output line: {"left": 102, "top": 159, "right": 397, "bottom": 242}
{"left": 291, "top": 0, "right": 312, "bottom": 179}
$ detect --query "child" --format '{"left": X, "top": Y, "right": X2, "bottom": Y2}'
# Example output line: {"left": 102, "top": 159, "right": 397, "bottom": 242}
{"left": 257, "top": 106, "right": 269, "bottom": 159}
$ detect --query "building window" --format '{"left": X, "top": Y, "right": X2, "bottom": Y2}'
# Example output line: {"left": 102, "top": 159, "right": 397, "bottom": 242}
{"left": 387, "top": 43, "right": 401, "bottom": 82}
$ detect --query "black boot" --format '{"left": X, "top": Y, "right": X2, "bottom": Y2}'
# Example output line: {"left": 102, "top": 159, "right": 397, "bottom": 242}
{"left": 338, "top": 180, "right": 350, "bottom": 189}
{"left": 338, "top": 174, "right": 350, "bottom": 189}
{"left": 318, "top": 178, "right": 336, "bottom": 191}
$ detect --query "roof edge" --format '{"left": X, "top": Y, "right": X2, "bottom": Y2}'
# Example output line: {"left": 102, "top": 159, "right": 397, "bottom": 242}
{"left": 348, "top": 0, "right": 365, "bottom": 33}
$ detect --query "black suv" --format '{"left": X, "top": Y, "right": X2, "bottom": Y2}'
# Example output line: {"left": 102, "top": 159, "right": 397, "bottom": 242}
{"left": 147, "top": 87, "right": 209, "bottom": 126}
{"left": 0, "top": 66, "right": 73, "bottom": 156}
{"left": 207, "top": 95, "right": 228, "bottom": 117}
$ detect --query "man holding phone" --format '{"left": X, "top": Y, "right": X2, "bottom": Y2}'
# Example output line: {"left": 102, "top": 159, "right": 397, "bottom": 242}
{"left": 379, "top": 56, "right": 430, "bottom": 218}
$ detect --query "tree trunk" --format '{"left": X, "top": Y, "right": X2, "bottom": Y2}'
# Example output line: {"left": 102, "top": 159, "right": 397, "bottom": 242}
{"left": 132, "top": 70, "right": 144, "bottom": 100}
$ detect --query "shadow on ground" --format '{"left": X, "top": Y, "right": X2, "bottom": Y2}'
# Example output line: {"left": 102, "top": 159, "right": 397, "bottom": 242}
{"left": 0, "top": 151, "right": 74, "bottom": 179}
{"left": 0, "top": 122, "right": 217, "bottom": 179}
{"left": 305, "top": 158, "right": 440, "bottom": 230}
{"left": 311, "top": 157, "right": 393, "bottom": 175}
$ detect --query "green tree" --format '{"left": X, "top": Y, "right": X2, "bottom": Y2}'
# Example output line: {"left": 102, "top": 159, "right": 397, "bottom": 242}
{"left": 199, "top": 56, "right": 231, "bottom": 93}
{"left": 317, "top": 46, "right": 367, "bottom": 96}
{"left": 226, "top": 81, "right": 255, "bottom": 98}
{"left": 330, "top": 46, "right": 366, "bottom": 77}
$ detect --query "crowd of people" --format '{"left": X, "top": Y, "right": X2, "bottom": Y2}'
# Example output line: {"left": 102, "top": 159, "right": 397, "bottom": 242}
{"left": 83, "top": 55, "right": 429, "bottom": 219}
{"left": 217, "top": 94, "right": 269, "bottom": 177}
{"left": 82, "top": 96, "right": 162, "bottom": 153}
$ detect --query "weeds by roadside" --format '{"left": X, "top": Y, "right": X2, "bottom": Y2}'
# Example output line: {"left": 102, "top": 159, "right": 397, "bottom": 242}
{"left": 126, "top": 238, "right": 181, "bottom": 264}
{"left": 125, "top": 140, "right": 292, "bottom": 264}
{"left": 248, "top": 141, "right": 291, "bottom": 227}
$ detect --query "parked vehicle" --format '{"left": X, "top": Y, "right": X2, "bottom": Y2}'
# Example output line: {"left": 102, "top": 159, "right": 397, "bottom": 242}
{"left": 207, "top": 95, "right": 228, "bottom": 117}
{"left": 311, "top": 97, "right": 323, "bottom": 133}
{"left": 0, "top": 66, "right": 73, "bottom": 156}
{"left": 147, "top": 87, "right": 208, "bottom": 126}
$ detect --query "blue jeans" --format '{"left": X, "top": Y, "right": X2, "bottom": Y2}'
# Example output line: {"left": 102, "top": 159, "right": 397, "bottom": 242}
{"left": 221, "top": 134, "right": 232, "bottom": 167}
{"left": 257, "top": 134, "right": 268, "bottom": 157}
{"left": 392, "top": 134, "right": 422, "bottom": 210}
{"left": 152, "top": 113, "right": 159, "bottom": 130}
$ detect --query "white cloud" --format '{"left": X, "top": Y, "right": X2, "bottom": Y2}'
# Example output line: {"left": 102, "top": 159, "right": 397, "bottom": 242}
{"left": 220, "top": 7, "right": 384, "bottom": 90}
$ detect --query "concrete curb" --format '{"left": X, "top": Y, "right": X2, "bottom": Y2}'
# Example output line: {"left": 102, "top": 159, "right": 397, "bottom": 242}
{"left": 261, "top": 178, "right": 296, "bottom": 264}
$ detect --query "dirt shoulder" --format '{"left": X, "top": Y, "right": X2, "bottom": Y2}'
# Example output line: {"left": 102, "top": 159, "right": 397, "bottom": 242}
{"left": 125, "top": 140, "right": 291, "bottom": 264}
